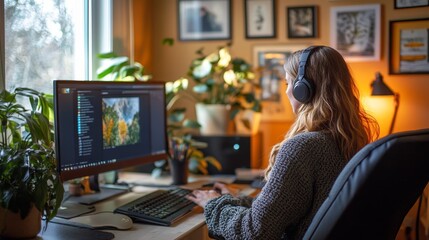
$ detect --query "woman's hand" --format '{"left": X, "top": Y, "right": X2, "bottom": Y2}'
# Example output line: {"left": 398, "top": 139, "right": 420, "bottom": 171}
{"left": 186, "top": 189, "right": 221, "bottom": 208}
{"left": 213, "top": 182, "right": 240, "bottom": 197}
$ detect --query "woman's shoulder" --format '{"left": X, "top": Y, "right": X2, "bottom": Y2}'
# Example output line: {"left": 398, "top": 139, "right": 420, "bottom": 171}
{"left": 279, "top": 131, "right": 335, "bottom": 153}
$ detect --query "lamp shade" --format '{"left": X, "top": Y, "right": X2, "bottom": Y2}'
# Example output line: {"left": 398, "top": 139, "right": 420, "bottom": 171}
{"left": 371, "top": 72, "right": 394, "bottom": 96}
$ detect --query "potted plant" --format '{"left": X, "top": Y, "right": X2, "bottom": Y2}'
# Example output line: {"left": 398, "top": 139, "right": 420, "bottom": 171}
{"left": 0, "top": 88, "right": 64, "bottom": 238}
{"left": 181, "top": 43, "right": 262, "bottom": 135}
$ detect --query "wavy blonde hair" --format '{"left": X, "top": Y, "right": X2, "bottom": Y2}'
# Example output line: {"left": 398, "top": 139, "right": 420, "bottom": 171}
{"left": 265, "top": 46, "right": 379, "bottom": 179}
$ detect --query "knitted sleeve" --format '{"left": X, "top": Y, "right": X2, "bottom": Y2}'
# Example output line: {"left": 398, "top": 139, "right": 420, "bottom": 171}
{"left": 204, "top": 133, "right": 328, "bottom": 239}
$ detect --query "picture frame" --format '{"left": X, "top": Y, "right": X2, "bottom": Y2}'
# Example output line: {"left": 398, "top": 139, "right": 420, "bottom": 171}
{"left": 287, "top": 6, "right": 317, "bottom": 39}
{"left": 330, "top": 4, "right": 381, "bottom": 62}
{"left": 177, "top": 0, "right": 231, "bottom": 41}
{"left": 253, "top": 45, "right": 307, "bottom": 122}
{"left": 244, "top": 0, "right": 276, "bottom": 39}
{"left": 389, "top": 18, "right": 429, "bottom": 74}
{"left": 394, "top": 0, "right": 429, "bottom": 9}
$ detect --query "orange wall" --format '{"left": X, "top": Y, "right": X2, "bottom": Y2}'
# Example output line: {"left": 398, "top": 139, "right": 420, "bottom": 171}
{"left": 134, "top": 0, "right": 429, "bottom": 168}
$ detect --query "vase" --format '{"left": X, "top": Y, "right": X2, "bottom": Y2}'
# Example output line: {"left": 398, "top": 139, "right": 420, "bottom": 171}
{"left": 0, "top": 205, "right": 42, "bottom": 239}
{"left": 234, "top": 110, "right": 261, "bottom": 135}
{"left": 195, "top": 103, "right": 230, "bottom": 135}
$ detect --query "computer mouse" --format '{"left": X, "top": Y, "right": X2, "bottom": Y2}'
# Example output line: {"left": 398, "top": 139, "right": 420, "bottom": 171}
{"left": 69, "top": 212, "right": 133, "bottom": 230}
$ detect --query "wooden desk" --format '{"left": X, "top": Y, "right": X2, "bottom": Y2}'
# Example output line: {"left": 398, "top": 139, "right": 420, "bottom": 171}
{"left": 65, "top": 172, "right": 251, "bottom": 240}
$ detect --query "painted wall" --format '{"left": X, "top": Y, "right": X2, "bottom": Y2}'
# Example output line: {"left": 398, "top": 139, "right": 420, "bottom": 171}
{"left": 133, "top": 0, "right": 429, "bottom": 168}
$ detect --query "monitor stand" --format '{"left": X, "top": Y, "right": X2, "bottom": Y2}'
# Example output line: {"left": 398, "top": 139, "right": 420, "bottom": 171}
{"left": 56, "top": 174, "right": 129, "bottom": 219}
{"left": 69, "top": 174, "right": 129, "bottom": 205}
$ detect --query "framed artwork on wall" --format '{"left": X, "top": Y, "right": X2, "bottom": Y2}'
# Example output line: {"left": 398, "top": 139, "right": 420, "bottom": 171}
{"left": 177, "top": 0, "right": 231, "bottom": 41}
{"left": 244, "top": 0, "right": 276, "bottom": 39}
{"left": 287, "top": 6, "right": 317, "bottom": 39}
{"left": 253, "top": 45, "right": 307, "bottom": 122}
{"left": 389, "top": 18, "right": 429, "bottom": 74}
{"left": 330, "top": 4, "right": 381, "bottom": 62}
{"left": 394, "top": 0, "right": 429, "bottom": 9}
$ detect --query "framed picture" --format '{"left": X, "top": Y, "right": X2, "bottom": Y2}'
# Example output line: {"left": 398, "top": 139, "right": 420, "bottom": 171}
{"left": 330, "top": 4, "right": 381, "bottom": 62}
{"left": 244, "top": 0, "right": 276, "bottom": 39}
{"left": 177, "top": 0, "right": 231, "bottom": 41}
{"left": 394, "top": 0, "right": 429, "bottom": 9}
{"left": 389, "top": 18, "right": 429, "bottom": 74}
{"left": 253, "top": 45, "right": 307, "bottom": 122}
{"left": 287, "top": 6, "right": 317, "bottom": 39}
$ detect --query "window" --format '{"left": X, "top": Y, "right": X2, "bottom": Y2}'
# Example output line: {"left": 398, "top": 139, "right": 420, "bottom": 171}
{"left": 1, "top": 0, "right": 112, "bottom": 94}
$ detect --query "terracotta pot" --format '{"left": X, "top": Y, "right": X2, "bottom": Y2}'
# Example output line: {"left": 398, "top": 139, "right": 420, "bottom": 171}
{"left": 0, "top": 205, "right": 42, "bottom": 239}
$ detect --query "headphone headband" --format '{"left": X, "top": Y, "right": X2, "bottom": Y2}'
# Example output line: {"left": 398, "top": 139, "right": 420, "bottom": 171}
{"left": 297, "top": 46, "right": 315, "bottom": 81}
{"left": 293, "top": 46, "right": 316, "bottom": 104}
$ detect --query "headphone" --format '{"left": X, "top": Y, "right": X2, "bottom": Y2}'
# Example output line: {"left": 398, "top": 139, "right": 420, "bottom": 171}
{"left": 293, "top": 46, "right": 316, "bottom": 104}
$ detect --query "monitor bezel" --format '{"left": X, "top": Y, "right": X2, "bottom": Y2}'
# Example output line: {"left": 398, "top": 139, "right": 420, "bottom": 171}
{"left": 53, "top": 80, "right": 169, "bottom": 182}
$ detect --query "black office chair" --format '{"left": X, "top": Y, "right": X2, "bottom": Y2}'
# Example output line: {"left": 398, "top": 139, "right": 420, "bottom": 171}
{"left": 303, "top": 128, "right": 429, "bottom": 240}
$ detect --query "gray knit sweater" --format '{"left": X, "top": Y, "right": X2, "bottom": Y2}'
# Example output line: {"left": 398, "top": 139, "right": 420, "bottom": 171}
{"left": 204, "top": 131, "right": 347, "bottom": 240}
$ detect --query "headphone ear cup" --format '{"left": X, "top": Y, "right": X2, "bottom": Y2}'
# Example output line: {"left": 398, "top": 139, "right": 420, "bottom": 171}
{"left": 293, "top": 77, "right": 314, "bottom": 104}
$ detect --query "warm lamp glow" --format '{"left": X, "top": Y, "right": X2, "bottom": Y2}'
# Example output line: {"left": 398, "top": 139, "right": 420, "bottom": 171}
{"left": 370, "top": 72, "right": 400, "bottom": 135}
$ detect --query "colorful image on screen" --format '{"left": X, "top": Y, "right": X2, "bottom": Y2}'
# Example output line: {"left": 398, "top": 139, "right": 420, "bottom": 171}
{"left": 102, "top": 97, "right": 140, "bottom": 148}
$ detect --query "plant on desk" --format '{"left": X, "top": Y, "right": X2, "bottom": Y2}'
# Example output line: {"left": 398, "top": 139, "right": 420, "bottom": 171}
{"left": 0, "top": 88, "right": 64, "bottom": 238}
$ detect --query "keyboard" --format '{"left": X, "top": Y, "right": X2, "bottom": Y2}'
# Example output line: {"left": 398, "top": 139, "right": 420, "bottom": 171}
{"left": 114, "top": 188, "right": 196, "bottom": 226}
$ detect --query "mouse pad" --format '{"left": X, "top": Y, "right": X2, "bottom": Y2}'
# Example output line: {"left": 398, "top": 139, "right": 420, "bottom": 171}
{"left": 39, "top": 220, "right": 114, "bottom": 240}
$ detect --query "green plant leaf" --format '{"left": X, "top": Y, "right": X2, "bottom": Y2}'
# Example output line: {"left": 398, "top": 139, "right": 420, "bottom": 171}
{"left": 168, "top": 108, "right": 186, "bottom": 123}
{"left": 162, "top": 38, "right": 174, "bottom": 46}
{"left": 96, "top": 56, "right": 129, "bottom": 79}
{"left": 97, "top": 52, "right": 117, "bottom": 58}
{"left": 205, "top": 156, "right": 222, "bottom": 171}
{"left": 193, "top": 84, "right": 208, "bottom": 93}
{"left": 183, "top": 119, "right": 200, "bottom": 129}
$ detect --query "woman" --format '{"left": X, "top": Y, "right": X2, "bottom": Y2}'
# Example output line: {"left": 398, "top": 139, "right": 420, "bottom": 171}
{"left": 186, "top": 46, "right": 379, "bottom": 239}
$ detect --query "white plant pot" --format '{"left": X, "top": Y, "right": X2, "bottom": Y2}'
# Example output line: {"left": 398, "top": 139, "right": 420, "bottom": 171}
{"left": 235, "top": 110, "right": 261, "bottom": 135}
{"left": 195, "top": 103, "right": 230, "bottom": 135}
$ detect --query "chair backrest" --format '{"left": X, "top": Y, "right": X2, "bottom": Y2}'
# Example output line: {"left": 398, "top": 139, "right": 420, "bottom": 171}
{"left": 303, "top": 128, "right": 429, "bottom": 240}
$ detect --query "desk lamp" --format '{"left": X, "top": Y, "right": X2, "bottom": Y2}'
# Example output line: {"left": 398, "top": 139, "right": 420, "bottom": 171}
{"left": 370, "top": 72, "right": 400, "bottom": 134}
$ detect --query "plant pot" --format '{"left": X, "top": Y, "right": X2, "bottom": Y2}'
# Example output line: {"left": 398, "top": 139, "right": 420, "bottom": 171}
{"left": 195, "top": 103, "right": 230, "bottom": 135}
{"left": 0, "top": 205, "right": 42, "bottom": 239}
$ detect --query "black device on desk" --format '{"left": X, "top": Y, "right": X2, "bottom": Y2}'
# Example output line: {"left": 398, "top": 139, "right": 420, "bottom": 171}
{"left": 54, "top": 80, "right": 195, "bottom": 226}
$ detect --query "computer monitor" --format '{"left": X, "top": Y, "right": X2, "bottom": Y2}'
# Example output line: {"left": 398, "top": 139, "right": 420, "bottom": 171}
{"left": 53, "top": 80, "right": 168, "bottom": 204}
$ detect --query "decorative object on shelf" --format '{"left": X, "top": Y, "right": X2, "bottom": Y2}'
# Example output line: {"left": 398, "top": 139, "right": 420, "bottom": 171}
{"left": 287, "top": 5, "right": 317, "bottom": 39}
{"left": 370, "top": 72, "right": 400, "bottom": 134}
{"left": 394, "top": 0, "right": 429, "bottom": 9}
{"left": 253, "top": 45, "right": 306, "bottom": 122}
{"left": 0, "top": 88, "right": 64, "bottom": 238}
{"left": 389, "top": 18, "right": 429, "bottom": 74}
{"left": 244, "top": 0, "right": 276, "bottom": 39}
{"left": 330, "top": 4, "right": 381, "bottom": 62}
{"left": 177, "top": 0, "right": 231, "bottom": 41}
{"left": 180, "top": 44, "right": 262, "bottom": 135}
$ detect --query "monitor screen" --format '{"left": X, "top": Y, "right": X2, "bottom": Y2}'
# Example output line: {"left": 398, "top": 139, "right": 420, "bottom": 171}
{"left": 54, "top": 80, "right": 168, "bottom": 182}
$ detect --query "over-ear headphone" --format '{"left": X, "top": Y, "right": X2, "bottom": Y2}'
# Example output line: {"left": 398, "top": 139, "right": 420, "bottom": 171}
{"left": 293, "top": 46, "right": 316, "bottom": 104}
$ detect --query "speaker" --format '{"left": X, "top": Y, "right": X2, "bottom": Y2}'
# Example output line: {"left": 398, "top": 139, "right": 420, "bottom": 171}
{"left": 293, "top": 46, "right": 316, "bottom": 103}
{"left": 192, "top": 134, "right": 262, "bottom": 175}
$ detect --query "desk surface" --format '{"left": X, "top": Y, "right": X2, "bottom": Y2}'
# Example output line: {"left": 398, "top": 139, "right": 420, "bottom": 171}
{"left": 53, "top": 172, "right": 253, "bottom": 240}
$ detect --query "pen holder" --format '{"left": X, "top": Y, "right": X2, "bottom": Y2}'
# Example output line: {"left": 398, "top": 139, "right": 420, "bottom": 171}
{"left": 168, "top": 156, "right": 188, "bottom": 185}
{"left": 168, "top": 140, "right": 190, "bottom": 185}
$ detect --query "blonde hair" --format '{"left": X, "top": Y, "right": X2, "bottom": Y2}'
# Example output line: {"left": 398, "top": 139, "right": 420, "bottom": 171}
{"left": 265, "top": 46, "right": 379, "bottom": 179}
